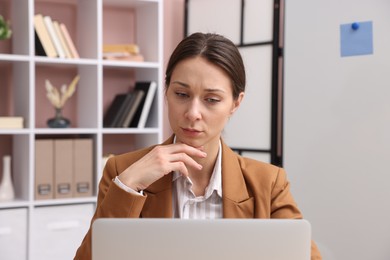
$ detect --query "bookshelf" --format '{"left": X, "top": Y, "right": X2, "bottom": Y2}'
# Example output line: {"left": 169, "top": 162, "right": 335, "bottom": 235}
{"left": 0, "top": 0, "right": 163, "bottom": 259}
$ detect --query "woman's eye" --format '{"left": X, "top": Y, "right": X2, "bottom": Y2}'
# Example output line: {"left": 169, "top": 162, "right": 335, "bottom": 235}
{"left": 205, "top": 98, "right": 220, "bottom": 103}
{"left": 175, "top": 92, "right": 188, "bottom": 98}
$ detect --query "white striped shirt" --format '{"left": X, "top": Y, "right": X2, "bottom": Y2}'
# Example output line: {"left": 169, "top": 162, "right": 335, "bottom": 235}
{"left": 172, "top": 141, "right": 223, "bottom": 219}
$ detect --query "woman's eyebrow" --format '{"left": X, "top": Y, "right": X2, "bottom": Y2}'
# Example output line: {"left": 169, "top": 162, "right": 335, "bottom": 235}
{"left": 171, "top": 81, "right": 189, "bottom": 87}
{"left": 204, "top": 88, "right": 226, "bottom": 94}
{"left": 171, "top": 81, "right": 226, "bottom": 93}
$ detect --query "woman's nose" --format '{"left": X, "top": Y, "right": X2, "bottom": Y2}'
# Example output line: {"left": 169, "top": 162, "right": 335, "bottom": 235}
{"left": 185, "top": 99, "right": 202, "bottom": 121}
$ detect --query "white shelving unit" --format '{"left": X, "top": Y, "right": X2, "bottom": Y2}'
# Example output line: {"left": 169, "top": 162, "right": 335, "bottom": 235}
{"left": 0, "top": 0, "right": 163, "bottom": 259}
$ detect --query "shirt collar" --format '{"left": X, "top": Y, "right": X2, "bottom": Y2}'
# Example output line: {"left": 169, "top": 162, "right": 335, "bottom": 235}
{"left": 172, "top": 136, "right": 222, "bottom": 198}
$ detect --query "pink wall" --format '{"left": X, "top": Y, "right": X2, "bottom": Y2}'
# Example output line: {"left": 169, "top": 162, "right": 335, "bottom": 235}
{"left": 162, "top": 0, "right": 185, "bottom": 139}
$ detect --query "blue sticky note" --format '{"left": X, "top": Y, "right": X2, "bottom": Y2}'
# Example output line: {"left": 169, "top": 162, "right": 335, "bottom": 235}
{"left": 340, "top": 21, "right": 373, "bottom": 57}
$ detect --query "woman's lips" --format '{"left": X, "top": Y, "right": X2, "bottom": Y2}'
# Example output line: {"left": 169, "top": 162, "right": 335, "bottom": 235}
{"left": 182, "top": 128, "right": 202, "bottom": 136}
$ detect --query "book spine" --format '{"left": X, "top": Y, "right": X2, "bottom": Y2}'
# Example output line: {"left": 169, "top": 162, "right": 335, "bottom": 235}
{"left": 34, "top": 30, "right": 47, "bottom": 56}
{"left": 122, "top": 90, "right": 145, "bottom": 127}
{"left": 137, "top": 81, "right": 157, "bottom": 128}
{"left": 60, "top": 23, "right": 80, "bottom": 59}
{"left": 115, "top": 93, "right": 136, "bottom": 128}
{"left": 103, "top": 94, "right": 128, "bottom": 128}
{"left": 53, "top": 20, "right": 72, "bottom": 59}
{"left": 33, "top": 14, "right": 58, "bottom": 58}
{"left": 43, "top": 16, "right": 66, "bottom": 58}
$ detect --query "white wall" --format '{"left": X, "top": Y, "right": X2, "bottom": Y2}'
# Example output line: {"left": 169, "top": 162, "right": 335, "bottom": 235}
{"left": 284, "top": 0, "right": 390, "bottom": 259}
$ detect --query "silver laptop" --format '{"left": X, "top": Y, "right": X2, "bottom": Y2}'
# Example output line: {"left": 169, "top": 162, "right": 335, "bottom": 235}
{"left": 92, "top": 218, "right": 311, "bottom": 260}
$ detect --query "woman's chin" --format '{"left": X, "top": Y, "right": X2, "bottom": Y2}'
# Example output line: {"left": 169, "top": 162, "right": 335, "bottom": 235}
{"left": 175, "top": 136, "right": 202, "bottom": 148}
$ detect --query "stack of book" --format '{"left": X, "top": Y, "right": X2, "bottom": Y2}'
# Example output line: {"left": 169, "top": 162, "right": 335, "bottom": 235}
{"left": 34, "top": 13, "right": 79, "bottom": 59}
{"left": 0, "top": 117, "right": 24, "bottom": 129}
{"left": 103, "top": 81, "right": 157, "bottom": 128}
{"left": 103, "top": 44, "right": 144, "bottom": 62}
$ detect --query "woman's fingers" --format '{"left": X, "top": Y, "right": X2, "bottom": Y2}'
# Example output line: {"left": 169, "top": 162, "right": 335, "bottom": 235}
{"left": 169, "top": 152, "right": 203, "bottom": 171}
{"left": 163, "top": 143, "right": 207, "bottom": 159}
{"left": 119, "top": 143, "right": 207, "bottom": 191}
{"left": 152, "top": 143, "right": 206, "bottom": 172}
{"left": 169, "top": 161, "right": 189, "bottom": 177}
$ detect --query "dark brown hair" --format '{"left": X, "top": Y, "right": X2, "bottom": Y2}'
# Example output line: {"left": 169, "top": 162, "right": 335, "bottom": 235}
{"left": 165, "top": 32, "right": 246, "bottom": 100}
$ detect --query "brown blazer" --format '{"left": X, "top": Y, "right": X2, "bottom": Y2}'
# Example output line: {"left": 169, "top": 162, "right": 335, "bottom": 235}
{"left": 74, "top": 135, "right": 321, "bottom": 259}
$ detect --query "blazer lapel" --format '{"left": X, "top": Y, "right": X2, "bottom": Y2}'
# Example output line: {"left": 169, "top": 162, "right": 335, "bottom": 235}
{"left": 142, "top": 174, "right": 173, "bottom": 218}
{"left": 221, "top": 140, "right": 255, "bottom": 218}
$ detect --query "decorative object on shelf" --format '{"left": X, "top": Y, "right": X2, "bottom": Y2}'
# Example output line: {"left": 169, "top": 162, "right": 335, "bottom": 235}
{"left": 45, "top": 74, "right": 80, "bottom": 128}
{"left": 0, "top": 15, "right": 12, "bottom": 40}
{"left": 0, "top": 155, "right": 15, "bottom": 201}
{"left": 47, "top": 107, "right": 71, "bottom": 128}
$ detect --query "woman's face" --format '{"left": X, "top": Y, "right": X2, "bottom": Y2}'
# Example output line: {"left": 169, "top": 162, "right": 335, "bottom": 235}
{"left": 166, "top": 56, "right": 244, "bottom": 149}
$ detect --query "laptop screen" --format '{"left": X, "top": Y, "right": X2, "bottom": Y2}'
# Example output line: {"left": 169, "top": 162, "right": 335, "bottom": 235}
{"left": 92, "top": 218, "right": 311, "bottom": 260}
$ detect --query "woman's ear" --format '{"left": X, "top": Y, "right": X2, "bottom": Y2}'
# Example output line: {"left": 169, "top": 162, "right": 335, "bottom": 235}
{"left": 230, "top": 92, "right": 244, "bottom": 115}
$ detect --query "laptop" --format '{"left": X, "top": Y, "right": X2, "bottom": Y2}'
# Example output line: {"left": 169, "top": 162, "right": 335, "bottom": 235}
{"left": 92, "top": 218, "right": 311, "bottom": 260}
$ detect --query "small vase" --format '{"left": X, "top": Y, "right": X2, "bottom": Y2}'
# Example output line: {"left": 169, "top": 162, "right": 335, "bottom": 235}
{"left": 47, "top": 108, "right": 70, "bottom": 128}
{"left": 0, "top": 155, "right": 15, "bottom": 201}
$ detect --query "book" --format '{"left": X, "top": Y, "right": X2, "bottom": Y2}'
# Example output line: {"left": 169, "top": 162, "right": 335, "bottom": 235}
{"left": 103, "top": 93, "right": 129, "bottom": 128}
{"left": 103, "top": 53, "right": 144, "bottom": 62}
{"left": 129, "top": 81, "right": 157, "bottom": 128}
{"left": 35, "top": 31, "right": 47, "bottom": 56}
{"left": 43, "top": 15, "right": 65, "bottom": 58}
{"left": 59, "top": 23, "right": 80, "bottom": 58}
{"left": 113, "top": 92, "right": 136, "bottom": 127}
{"left": 0, "top": 117, "right": 24, "bottom": 129}
{"left": 121, "top": 90, "right": 145, "bottom": 127}
{"left": 33, "top": 14, "right": 57, "bottom": 58}
{"left": 103, "top": 44, "right": 140, "bottom": 55}
{"left": 53, "top": 20, "right": 72, "bottom": 59}
{"left": 102, "top": 43, "right": 143, "bottom": 62}
{"left": 135, "top": 81, "right": 157, "bottom": 128}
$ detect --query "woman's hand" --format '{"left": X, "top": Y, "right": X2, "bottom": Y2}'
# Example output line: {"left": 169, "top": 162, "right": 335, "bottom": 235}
{"left": 117, "top": 143, "right": 207, "bottom": 191}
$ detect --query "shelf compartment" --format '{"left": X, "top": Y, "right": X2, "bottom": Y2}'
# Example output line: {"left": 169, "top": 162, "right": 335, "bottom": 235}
{"left": 0, "top": 207, "right": 28, "bottom": 260}
{"left": 34, "top": 63, "right": 98, "bottom": 128}
{"left": 102, "top": 66, "right": 160, "bottom": 129}
{"left": 31, "top": 203, "right": 94, "bottom": 260}
{"left": 0, "top": 60, "right": 31, "bottom": 128}
{"left": 34, "top": 0, "right": 99, "bottom": 59}
{"left": 0, "top": 134, "right": 30, "bottom": 202}
{"left": 34, "top": 133, "right": 98, "bottom": 200}
{"left": 102, "top": 0, "right": 160, "bottom": 62}
{"left": 0, "top": 0, "right": 29, "bottom": 55}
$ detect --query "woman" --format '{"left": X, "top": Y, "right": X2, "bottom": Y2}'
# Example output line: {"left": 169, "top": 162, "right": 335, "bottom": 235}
{"left": 74, "top": 32, "right": 321, "bottom": 259}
